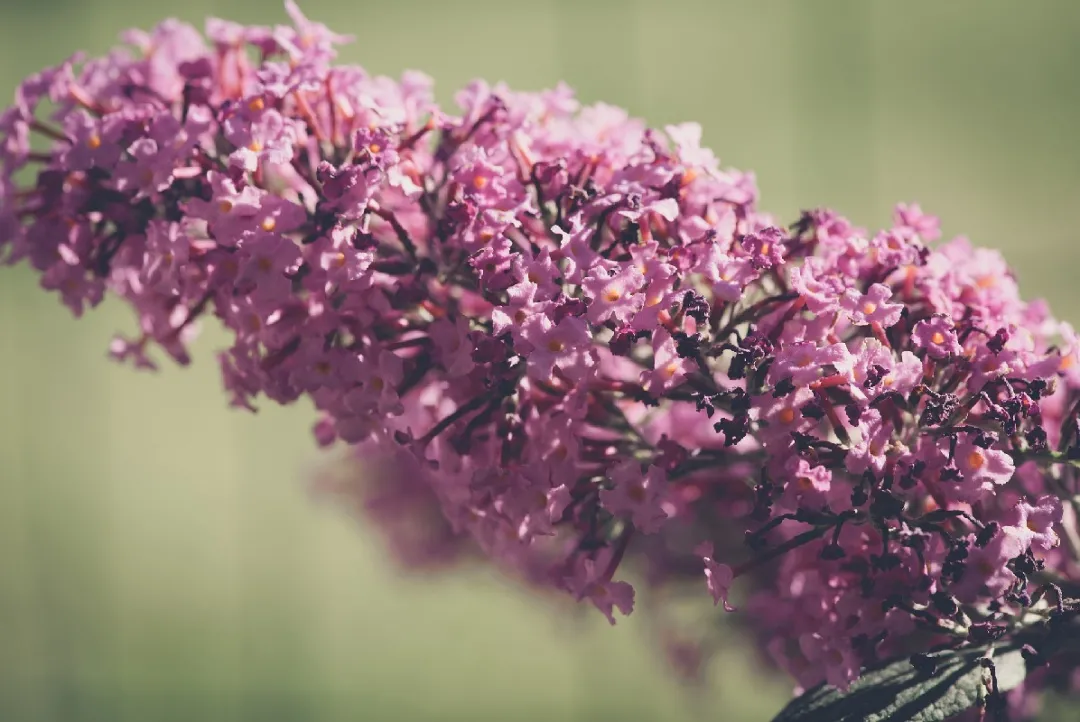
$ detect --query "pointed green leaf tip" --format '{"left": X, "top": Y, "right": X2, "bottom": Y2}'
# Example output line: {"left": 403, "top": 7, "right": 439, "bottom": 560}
{"left": 771, "top": 645, "right": 1027, "bottom": 722}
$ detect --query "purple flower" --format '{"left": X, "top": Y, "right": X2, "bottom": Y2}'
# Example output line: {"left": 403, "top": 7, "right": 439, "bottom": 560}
{"left": 696, "top": 543, "right": 735, "bottom": 612}
{"left": 788, "top": 257, "right": 843, "bottom": 315}
{"left": 770, "top": 341, "right": 853, "bottom": 387}
{"left": 841, "top": 283, "right": 903, "bottom": 327}
{"left": 5, "top": 6, "right": 1080, "bottom": 705}
{"left": 140, "top": 220, "right": 189, "bottom": 294}
{"left": 642, "top": 329, "right": 694, "bottom": 394}
{"left": 777, "top": 457, "right": 832, "bottom": 512}
{"left": 454, "top": 149, "right": 512, "bottom": 205}
{"left": 313, "top": 226, "right": 374, "bottom": 284}
{"left": 601, "top": 462, "right": 669, "bottom": 533}
{"left": 700, "top": 245, "right": 758, "bottom": 303}
{"left": 564, "top": 556, "right": 635, "bottom": 625}
{"left": 798, "top": 634, "right": 859, "bottom": 691}
{"left": 61, "top": 111, "right": 123, "bottom": 171}
{"left": 954, "top": 439, "right": 1015, "bottom": 488}
{"left": 224, "top": 105, "right": 299, "bottom": 171}
{"left": 1008, "top": 495, "right": 1063, "bottom": 551}
{"left": 521, "top": 315, "right": 593, "bottom": 382}
{"left": 849, "top": 340, "right": 922, "bottom": 399}
{"left": 893, "top": 202, "right": 941, "bottom": 242}
{"left": 912, "top": 315, "right": 963, "bottom": 359}
{"left": 952, "top": 531, "right": 1025, "bottom": 604}
{"left": 317, "top": 160, "right": 381, "bottom": 220}
{"left": 237, "top": 231, "right": 302, "bottom": 303}
{"left": 740, "top": 226, "right": 785, "bottom": 270}
{"left": 582, "top": 264, "right": 645, "bottom": 325}
{"left": 429, "top": 315, "right": 475, "bottom": 378}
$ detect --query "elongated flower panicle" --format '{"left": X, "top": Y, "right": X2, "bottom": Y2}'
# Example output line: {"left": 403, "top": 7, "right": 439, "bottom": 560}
{"left": 4, "top": 4, "right": 1079, "bottom": 716}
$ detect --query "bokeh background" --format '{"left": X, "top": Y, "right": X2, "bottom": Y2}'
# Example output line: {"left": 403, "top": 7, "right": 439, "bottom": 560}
{"left": 1, "top": 1, "right": 1079, "bottom": 720}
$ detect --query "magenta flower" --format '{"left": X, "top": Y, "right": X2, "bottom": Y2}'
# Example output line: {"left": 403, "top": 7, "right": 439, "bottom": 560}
{"left": 770, "top": 341, "right": 853, "bottom": 387}
{"left": 697, "top": 543, "right": 736, "bottom": 612}
{"left": 140, "top": 220, "right": 190, "bottom": 294}
{"left": 740, "top": 226, "right": 786, "bottom": 270}
{"left": 600, "top": 462, "right": 670, "bottom": 534}
{"left": 61, "top": 111, "right": 124, "bottom": 171}
{"left": 912, "top": 314, "right": 963, "bottom": 359}
{"left": 893, "top": 202, "right": 941, "bottom": 242}
{"left": 788, "top": 257, "right": 844, "bottom": 315}
{"left": 954, "top": 439, "right": 1015, "bottom": 489}
{"left": 841, "top": 283, "right": 904, "bottom": 327}
{"left": 4, "top": 6, "right": 1080, "bottom": 717}
{"left": 582, "top": 264, "right": 646, "bottom": 325}
{"left": 951, "top": 531, "right": 1027, "bottom": 604}
{"left": 798, "top": 634, "right": 861, "bottom": 692}
{"left": 1008, "top": 495, "right": 1063, "bottom": 551}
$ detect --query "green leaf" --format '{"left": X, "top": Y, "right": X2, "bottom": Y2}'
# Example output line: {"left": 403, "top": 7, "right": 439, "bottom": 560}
{"left": 771, "top": 644, "right": 1028, "bottom": 722}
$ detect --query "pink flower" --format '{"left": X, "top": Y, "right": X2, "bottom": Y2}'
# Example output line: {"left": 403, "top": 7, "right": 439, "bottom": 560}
{"left": 952, "top": 531, "right": 1026, "bottom": 604}
{"left": 521, "top": 315, "right": 593, "bottom": 381}
{"left": 841, "top": 283, "right": 903, "bottom": 327}
{"left": 770, "top": 341, "right": 854, "bottom": 387}
{"left": 697, "top": 542, "right": 735, "bottom": 612}
{"left": 582, "top": 264, "right": 645, "bottom": 325}
{"left": 600, "top": 462, "right": 669, "bottom": 533}
{"left": 237, "top": 231, "right": 302, "bottom": 304}
{"left": 893, "top": 202, "right": 941, "bottom": 242}
{"left": 912, "top": 315, "right": 963, "bottom": 360}
{"left": 429, "top": 316, "right": 475, "bottom": 378}
{"left": 140, "top": 220, "right": 189, "bottom": 294}
{"left": 740, "top": 226, "right": 786, "bottom": 270}
{"left": 641, "top": 329, "right": 694, "bottom": 394}
{"left": 6, "top": 6, "right": 1080, "bottom": 702}
{"left": 1008, "top": 495, "right": 1063, "bottom": 551}
{"left": 788, "top": 257, "right": 844, "bottom": 314}
{"left": 564, "top": 557, "right": 635, "bottom": 625}
{"left": 954, "top": 440, "right": 1015, "bottom": 488}
{"left": 777, "top": 457, "right": 831, "bottom": 512}
{"left": 798, "top": 634, "right": 860, "bottom": 691}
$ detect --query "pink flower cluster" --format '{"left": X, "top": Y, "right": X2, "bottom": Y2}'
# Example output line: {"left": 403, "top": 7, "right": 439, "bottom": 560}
{"left": 3, "top": 3, "right": 1079, "bottom": 710}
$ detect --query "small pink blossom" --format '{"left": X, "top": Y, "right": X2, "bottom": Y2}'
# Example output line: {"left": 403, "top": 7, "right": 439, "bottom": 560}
{"left": 600, "top": 462, "right": 669, "bottom": 533}
{"left": 841, "top": 283, "right": 903, "bottom": 327}
{"left": 696, "top": 542, "right": 735, "bottom": 612}
{"left": 912, "top": 315, "right": 963, "bottom": 360}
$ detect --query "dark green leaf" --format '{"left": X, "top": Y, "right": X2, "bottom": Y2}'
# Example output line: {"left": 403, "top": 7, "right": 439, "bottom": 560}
{"left": 771, "top": 644, "right": 1027, "bottom": 722}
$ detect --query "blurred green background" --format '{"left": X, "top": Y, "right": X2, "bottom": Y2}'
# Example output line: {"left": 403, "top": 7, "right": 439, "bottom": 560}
{"left": 1, "top": 1, "right": 1079, "bottom": 720}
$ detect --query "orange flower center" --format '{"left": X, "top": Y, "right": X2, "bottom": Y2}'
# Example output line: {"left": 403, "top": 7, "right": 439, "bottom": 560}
{"left": 966, "top": 450, "right": 985, "bottom": 470}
